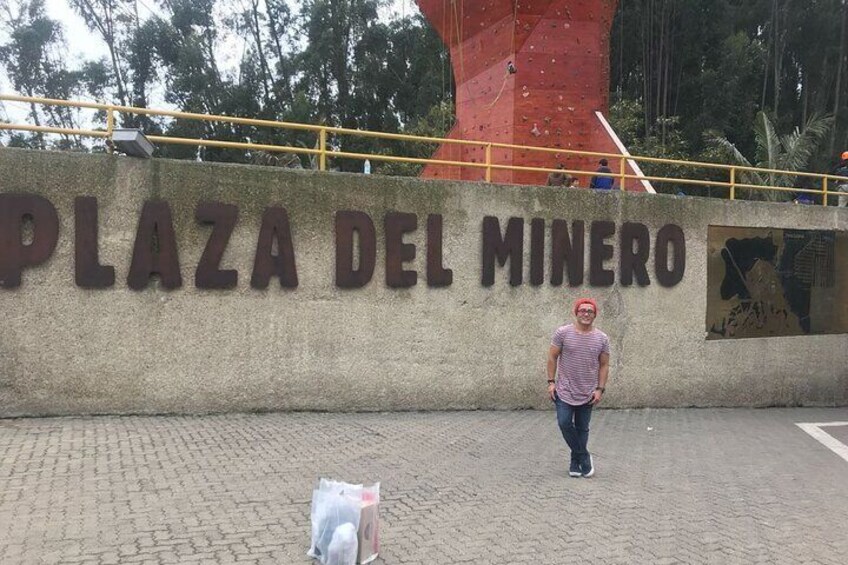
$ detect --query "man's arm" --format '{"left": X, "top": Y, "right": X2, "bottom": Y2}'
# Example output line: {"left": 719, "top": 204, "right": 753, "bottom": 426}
{"left": 591, "top": 352, "right": 610, "bottom": 405}
{"left": 546, "top": 345, "right": 561, "bottom": 400}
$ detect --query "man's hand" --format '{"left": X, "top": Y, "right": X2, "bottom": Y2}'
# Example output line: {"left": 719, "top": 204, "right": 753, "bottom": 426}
{"left": 547, "top": 382, "right": 556, "bottom": 401}
{"left": 590, "top": 388, "right": 603, "bottom": 405}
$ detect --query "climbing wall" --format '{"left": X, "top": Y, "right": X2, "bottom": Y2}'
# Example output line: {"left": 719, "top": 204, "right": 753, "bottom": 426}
{"left": 416, "top": 0, "right": 645, "bottom": 190}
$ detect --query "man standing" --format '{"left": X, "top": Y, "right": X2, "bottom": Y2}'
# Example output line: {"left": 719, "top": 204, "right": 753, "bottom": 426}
{"left": 546, "top": 298, "right": 610, "bottom": 478}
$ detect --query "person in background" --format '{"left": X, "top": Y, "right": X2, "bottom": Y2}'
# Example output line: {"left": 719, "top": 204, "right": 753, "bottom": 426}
{"left": 832, "top": 152, "right": 848, "bottom": 207}
{"left": 546, "top": 297, "right": 610, "bottom": 478}
{"left": 792, "top": 176, "right": 817, "bottom": 205}
{"left": 567, "top": 176, "right": 580, "bottom": 189}
{"left": 589, "top": 159, "right": 615, "bottom": 190}
{"left": 547, "top": 163, "right": 568, "bottom": 187}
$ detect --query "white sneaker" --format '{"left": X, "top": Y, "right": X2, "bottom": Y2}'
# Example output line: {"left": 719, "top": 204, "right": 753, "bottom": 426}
{"left": 569, "top": 460, "right": 582, "bottom": 477}
{"left": 582, "top": 454, "right": 595, "bottom": 478}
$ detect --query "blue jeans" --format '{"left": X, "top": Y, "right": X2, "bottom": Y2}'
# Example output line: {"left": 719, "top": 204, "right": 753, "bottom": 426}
{"left": 554, "top": 394, "right": 593, "bottom": 460}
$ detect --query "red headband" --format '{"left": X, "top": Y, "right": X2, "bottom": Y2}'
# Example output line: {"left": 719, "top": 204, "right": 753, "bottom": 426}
{"left": 573, "top": 298, "right": 598, "bottom": 316}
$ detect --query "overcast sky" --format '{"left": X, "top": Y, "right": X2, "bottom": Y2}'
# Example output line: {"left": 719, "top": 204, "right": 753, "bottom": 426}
{"left": 1, "top": 0, "right": 421, "bottom": 122}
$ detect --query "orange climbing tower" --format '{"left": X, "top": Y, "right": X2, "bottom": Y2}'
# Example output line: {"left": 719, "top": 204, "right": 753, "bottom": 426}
{"left": 416, "top": 0, "right": 647, "bottom": 190}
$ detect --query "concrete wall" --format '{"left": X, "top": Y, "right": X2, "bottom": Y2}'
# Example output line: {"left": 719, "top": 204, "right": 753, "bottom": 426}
{"left": 0, "top": 148, "right": 846, "bottom": 416}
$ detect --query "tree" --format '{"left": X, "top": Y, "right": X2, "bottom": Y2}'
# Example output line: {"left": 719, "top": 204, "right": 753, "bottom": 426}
{"left": 68, "top": 0, "right": 133, "bottom": 107}
{"left": 706, "top": 111, "right": 833, "bottom": 201}
{"left": 0, "top": 0, "right": 84, "bottom": 148}
{"left": 2, "top": 0, "right": 844, "bottom": 175}
{"left": 376, "top": 100, "right": 455, "bottom": 177}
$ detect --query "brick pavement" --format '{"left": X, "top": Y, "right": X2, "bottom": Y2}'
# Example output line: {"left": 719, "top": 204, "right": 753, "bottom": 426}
{"left": 1, "top": 408, "right": 847, "bottom": 565}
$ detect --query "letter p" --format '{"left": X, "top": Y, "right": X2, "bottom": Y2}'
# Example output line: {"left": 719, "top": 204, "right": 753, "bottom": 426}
{"left": 0, "top": 194, "right": 59, "bottom": 288}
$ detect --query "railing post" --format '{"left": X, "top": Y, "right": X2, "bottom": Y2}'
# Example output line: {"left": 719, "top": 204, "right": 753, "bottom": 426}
{"left": 729, "top": 167, "right": 736, "bottom": 200}
{"left": 822, "top": 175, "right": 829, "bottom": 207}
{"left": 106, "top": 107, "right": 114, "bottom": 154}
{"left": 485, "top": 143, "right": 492, "bottom": 182}
{"left": 319, "top": 128, "right": 327, "bottom": 171}
{"left": 619, "top": 156, "right": 626, "bottom": 190}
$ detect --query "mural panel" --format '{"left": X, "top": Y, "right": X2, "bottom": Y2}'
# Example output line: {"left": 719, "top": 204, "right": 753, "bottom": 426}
{"left": 707, "top": 226, "right": 848, "bottom": 339}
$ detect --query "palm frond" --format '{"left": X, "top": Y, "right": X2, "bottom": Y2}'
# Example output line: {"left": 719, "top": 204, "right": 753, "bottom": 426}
{"left": 707, "top": 111, "right": 833, "bottom": 203}
{"left": 704, "top": 129, "right": 762, "bottom": 186}
{"left": 752, "top": 111, "right": 780, "bottom": 171}
{"left": 781, "top": 113, "right": 833, "bottom": 173}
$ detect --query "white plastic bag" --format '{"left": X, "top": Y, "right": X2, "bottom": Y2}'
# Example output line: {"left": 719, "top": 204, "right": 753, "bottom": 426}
{"left": 308, "top": 480, "right": 360, "bottom": 565}
{"left": 326, "top": 522, "right": 357, "bottom": 565}
{"left": 307, "top": 479, "right": 380, "bottom": 565}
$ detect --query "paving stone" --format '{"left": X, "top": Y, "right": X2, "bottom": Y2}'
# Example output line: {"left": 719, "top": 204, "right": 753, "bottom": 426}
{"left": 0, "top": 408, "right": 847, "bottom": 564}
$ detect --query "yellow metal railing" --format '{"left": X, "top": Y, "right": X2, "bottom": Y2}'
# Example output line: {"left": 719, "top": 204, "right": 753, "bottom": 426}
{"left": 2, "top": 94, "right": 847, "bottom": 206}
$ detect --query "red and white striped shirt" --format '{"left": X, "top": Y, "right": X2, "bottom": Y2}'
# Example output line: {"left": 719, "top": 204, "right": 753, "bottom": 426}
{"left": 551, "top": 324, "right": 610, "bottom": 405}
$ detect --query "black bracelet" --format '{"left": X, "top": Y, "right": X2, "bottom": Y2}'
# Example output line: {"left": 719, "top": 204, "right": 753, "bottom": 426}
{"left": 547, "top": 379, "right": 555, "bottom": 384}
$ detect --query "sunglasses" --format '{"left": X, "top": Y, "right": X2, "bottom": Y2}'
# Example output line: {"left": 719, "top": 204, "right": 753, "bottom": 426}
{"left": 577, "top": 309, "right": 596, "bottom": 315}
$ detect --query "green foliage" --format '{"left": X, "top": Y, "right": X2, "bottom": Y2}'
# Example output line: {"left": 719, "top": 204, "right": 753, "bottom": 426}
{"left": 376, "top": 100, "right": 455, "bottom": 177}
{"left": 610, "top": 0, "right": 847, "bottom": 188}
{"left": 0, "top": 0, "right": 85, "bottom": 148}
{"left": 609, "top": 99, "right": 696, "bottom": 195}
{"left": 2, "top": 0, "right": 845, "bottom": 177}
{"left": 706, "top": 112, "right": 834, "bottom": 201}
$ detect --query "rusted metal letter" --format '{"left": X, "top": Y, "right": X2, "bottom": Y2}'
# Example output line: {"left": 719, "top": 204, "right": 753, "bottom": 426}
{"left": 335, "top": 211, "right": 376, "bottom": 288}
{"left": 426, "top": 214, "right": 452, "bottom": 287}
{"left": 126, "top": 200, "right": 183, "bottom": 290}
{"left": 619, "top": 222, "right": 651, "bottom": 287}
{"left": 655, "top": 224, "right": 686, "bottom": 287}
{"left": 74, "top": 197, "right": 115, "bottom": 288}
{"left": 0, "top": 194, "right": 59, "bottom": 288}
{"left": 530, "top": 218, "right": 546, "bottom": 286}
{"left": 196, "top": 201, "right": 238, "bottom": 290}
{"left": 481, "top": 216, "right": 523, "bottom": 287}
{"left": 551, "top": 220, "right": 584, "bottom": 287}
{"left": 589, "top": 221, "right": 616, "bottom": 287}
{"left": 251, "top": 207, "right": 298, "bottom": 289}
{"left": 385, "top": 212, "right": 418, "bottom": 288}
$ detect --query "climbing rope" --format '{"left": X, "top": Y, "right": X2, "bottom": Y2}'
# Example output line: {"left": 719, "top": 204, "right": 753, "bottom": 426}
{"left": 484, "top": 0, "right": 520, "bottom": 109}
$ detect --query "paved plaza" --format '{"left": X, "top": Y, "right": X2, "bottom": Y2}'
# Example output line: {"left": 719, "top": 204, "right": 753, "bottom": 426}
{"left": 1, "top": 407, "right": 847, "bottom": 565}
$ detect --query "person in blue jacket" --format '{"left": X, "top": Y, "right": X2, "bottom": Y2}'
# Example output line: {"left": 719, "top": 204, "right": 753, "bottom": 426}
{"left": 833, "top": 151, "right": 848, "bottom": 207}
{"left": 589, "top": 159, "right": 615, "bottom": 190}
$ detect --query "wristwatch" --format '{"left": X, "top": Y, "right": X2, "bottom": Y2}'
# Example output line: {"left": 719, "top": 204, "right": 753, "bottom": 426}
{"left": 595, "top": 386, "right": 605, "bottom": 393}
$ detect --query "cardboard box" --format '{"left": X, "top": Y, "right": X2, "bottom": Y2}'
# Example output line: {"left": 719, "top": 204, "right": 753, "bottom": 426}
{"left": 357, "top": 499, "right": 380, "bottom": 564}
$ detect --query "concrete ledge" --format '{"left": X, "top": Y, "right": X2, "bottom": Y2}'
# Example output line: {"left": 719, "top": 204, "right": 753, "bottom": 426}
{"left": 0, "top": 148, "right": 846, "bottom": 415}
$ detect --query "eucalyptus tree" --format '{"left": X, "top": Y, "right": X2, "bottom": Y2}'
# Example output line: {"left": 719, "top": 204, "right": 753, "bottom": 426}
{"left": 0, "top": 0, "right": 85, "bottom": 148}
{"left": 294, "top": 0, "right": 383, "bottom": 129}
{"left": 67, "top": 0, "right": 136, "bottom": 108}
